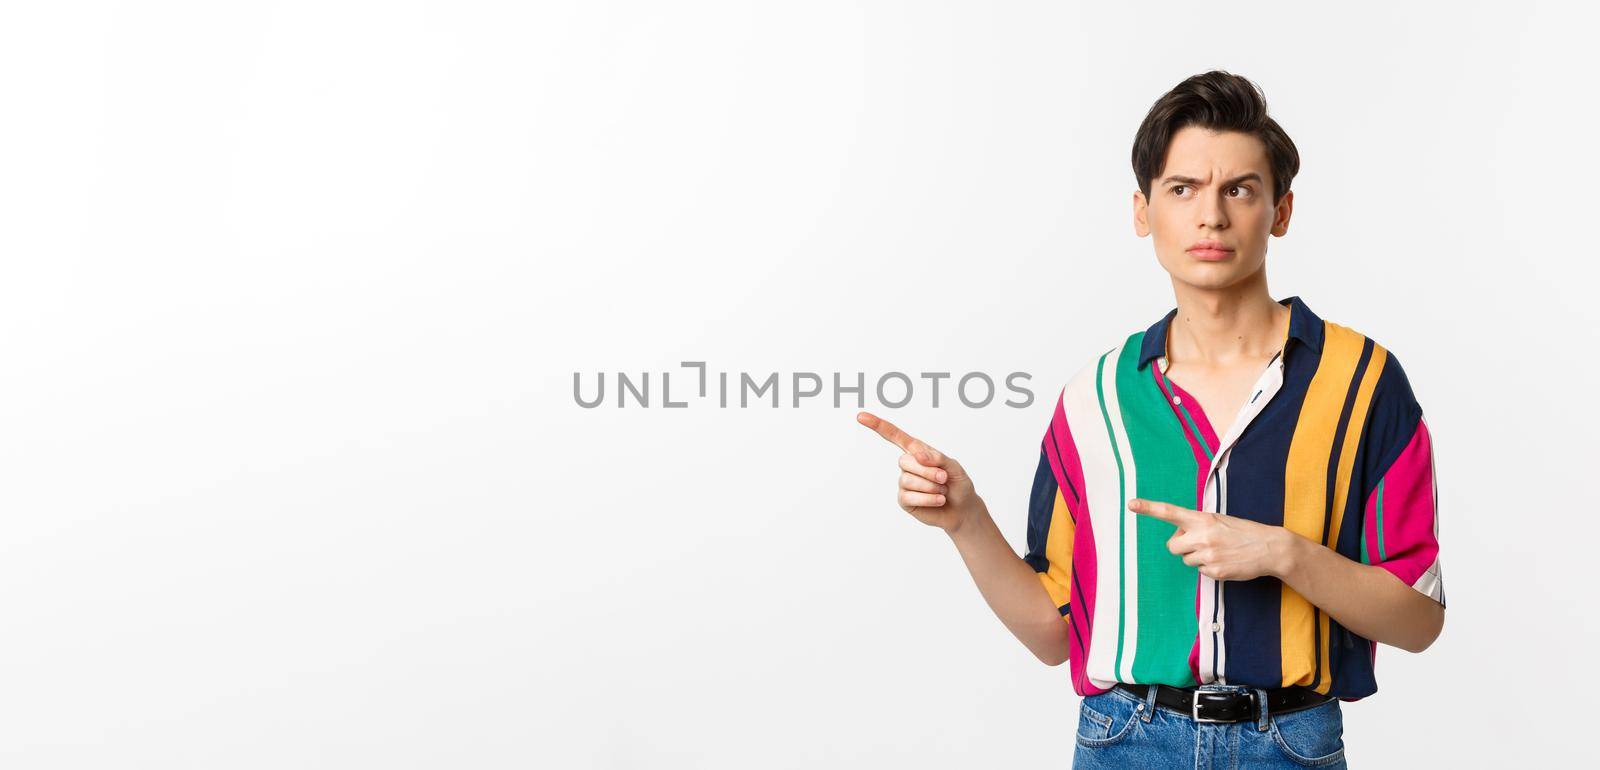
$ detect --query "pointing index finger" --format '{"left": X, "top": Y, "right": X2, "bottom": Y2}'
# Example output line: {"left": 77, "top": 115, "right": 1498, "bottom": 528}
{"left": 856, "top": 411, "right": 921, "bottom": 453}
{"left": 1129, "top": 498, "right": 1203, "bottom": 526}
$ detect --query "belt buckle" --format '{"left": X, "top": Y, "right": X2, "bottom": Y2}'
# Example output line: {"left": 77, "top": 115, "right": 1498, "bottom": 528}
{"left": 1191, "top": 688, "right": 1244, "bottom": 724}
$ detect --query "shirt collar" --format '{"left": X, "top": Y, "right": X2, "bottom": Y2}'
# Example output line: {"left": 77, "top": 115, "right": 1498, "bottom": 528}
{"left": 1137, "top": 295, "right": 1325, "bottom": 371}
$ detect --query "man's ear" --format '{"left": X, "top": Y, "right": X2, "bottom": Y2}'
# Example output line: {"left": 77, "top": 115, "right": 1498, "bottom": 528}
{"left": 1271, "top": 189, "right": 1294, "bottom": 237}
{"left": 1133, "top": 189, "right": 1150, "bottom": 237}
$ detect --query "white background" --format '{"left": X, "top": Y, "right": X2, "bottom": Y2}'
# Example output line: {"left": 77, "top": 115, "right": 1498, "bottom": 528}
{"left": 2, "top": 2, "right": 1595, "bottom": 767}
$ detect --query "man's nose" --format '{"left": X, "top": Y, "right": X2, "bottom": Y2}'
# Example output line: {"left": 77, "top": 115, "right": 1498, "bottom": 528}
{"left": 1198, "top": 190, "right": 1228, "bottom": 229}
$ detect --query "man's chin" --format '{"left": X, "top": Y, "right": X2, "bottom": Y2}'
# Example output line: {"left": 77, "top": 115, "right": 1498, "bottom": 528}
{"left": 1167, "top": 264, "right": 1261, "bottom": 291}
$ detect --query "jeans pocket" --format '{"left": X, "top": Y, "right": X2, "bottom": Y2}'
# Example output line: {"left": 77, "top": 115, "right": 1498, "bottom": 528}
{"left": 1075, "top": 692, "right": 1138, "bottom": 749}
{"left": 1268, "top": 698, "right": 1346, "bottom": 767}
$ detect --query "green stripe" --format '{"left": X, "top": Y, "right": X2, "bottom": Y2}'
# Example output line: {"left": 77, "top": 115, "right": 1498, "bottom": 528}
{"left": 1375, "top": 477, "right": 1388, "bottom": 562}
{"left": 1095, "top": 349, "right": 1129, "bottom": 680}
{"left": 1360, "top": 510, "right": 1370, "bottom": 564}
{"left": 1117, "top": 333, "right": 1200, "bottom": 687}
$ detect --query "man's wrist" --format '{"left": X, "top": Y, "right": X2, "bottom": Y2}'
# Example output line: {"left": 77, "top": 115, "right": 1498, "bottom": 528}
{"left": 1271, "top": 526, "right": 1311, "bottom": 581}
{"left": 944, "top": 496, "right": 988, "bottom": 539}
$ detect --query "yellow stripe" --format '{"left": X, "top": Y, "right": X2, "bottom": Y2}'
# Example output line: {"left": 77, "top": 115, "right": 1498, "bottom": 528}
{"left": 1310, "top": 342, "right": 1386, "bottom": 693}
{"left": 1280, "top": 323, "right": 1376, "bottom": 689}
{"left": 1037, "top": 488, "right": 1076, "bottom": 616}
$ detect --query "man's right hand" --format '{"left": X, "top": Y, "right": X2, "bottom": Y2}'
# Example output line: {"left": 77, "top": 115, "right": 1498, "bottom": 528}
{"left": 856, "top": 411, "right": 981, "bottom": 534}
{"left": 857, "top": 411, "right": 1071, "bottom": 666}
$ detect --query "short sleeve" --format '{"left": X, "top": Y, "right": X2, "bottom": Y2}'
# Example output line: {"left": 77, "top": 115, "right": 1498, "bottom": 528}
{"left": 1024, "top": 390, "right": 1077, "bottom": 621}
{"left": 1359, "top": 353, "right": 1444, "bottom": 607}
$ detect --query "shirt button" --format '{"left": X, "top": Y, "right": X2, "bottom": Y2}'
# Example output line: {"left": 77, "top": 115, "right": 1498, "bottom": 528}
{"left": 1211, "top": 622, "right": 1222, "bottom": 633}
{"left": 1172, "top": 395, "right": 1182, "bottom": 405}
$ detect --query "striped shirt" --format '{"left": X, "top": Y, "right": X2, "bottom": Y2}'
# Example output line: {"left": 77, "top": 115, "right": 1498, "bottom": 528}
{"left": 1025, "top": 295, "right": 1443, "bottom": 701}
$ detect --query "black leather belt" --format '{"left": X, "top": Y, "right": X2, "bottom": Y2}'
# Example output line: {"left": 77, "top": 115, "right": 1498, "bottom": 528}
{"left": 1114, "top": 683, "right": 1333, "bottom": 723}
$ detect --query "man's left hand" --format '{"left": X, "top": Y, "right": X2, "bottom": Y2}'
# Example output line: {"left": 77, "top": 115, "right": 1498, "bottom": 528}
{"left": 1128, "top": 498, "right": 1297, "bottom": 581}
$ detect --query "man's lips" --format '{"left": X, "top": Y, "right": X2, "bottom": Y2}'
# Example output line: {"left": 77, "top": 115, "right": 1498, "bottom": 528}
{"left": 1187, "top": 241, "right": 1235, "bottom": 260}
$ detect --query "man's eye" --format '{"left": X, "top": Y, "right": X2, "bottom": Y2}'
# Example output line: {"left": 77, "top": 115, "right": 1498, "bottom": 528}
{"left": 1171, "top": 185, "right": 1187, "bottom": 196}
{"left": 1228, "top": 185, "right": 1252, "bottom": 197}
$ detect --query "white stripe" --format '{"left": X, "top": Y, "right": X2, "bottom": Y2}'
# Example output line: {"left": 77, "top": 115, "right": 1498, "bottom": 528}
{"left": 1412, "top": 558, "right": 1444, "bottom": 601}
{"left": 1197, "top": 456, "right": 1221, "bottom": 683}
{"left": 1099, "top": 344, "right": 1140, "bottom": 682}
{"left": 1062, "top": 348, "right": 1123, "bottom": 690}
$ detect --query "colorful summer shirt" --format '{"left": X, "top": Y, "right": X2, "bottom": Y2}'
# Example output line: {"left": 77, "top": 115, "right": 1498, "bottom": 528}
{"left": 1024, "top": 295, "right": 1443, "bottom": 701}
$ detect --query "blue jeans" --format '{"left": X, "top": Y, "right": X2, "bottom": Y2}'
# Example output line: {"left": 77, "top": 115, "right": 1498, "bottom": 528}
{"left": 1073, "top": 684, "right": 1346, "bottom": 769}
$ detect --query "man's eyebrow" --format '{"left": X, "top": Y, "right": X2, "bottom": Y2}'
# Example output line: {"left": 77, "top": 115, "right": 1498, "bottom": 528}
{"left": 1160, "top": 172, "right": 1264, "bottom": 187}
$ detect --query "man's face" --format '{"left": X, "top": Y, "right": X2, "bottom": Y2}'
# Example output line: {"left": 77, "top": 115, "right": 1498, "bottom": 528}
{"left": 1133, "top": 125, "right": 1293, "bottom": 291}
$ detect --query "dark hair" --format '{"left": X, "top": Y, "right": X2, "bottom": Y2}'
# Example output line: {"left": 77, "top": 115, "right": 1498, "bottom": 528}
{"left": 1131, "top": 70, "right": 1300, "bottom": 206}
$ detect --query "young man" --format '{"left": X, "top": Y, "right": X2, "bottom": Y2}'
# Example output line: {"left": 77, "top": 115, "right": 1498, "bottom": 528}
{"left": 857, "top": 70, "right": 1444, "bottom": 768}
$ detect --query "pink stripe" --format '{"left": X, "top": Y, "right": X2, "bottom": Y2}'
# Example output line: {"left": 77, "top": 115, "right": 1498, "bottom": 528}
{"left": 1366, "top": 415, "right": 1438, "bottom": 587}
{"left": 1047, "top": 389, "right": 1107, "bottom": 695}
{"left": 1151, "top": 367, "right": 1221, "bottom": 503}
{"left": 1042, "top": 392, "right": 1081, "bottom": 515}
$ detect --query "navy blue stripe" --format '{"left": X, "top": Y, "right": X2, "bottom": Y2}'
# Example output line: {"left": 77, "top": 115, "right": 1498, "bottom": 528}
{"left": 1310, "top": 337, "right": 1374, "bottom": 690}
{"left": 1065, "top": 603, "right": 1085, "bottom": 655}
{"left": 1357, "top": 352, "right": 1424, "bottom": 507}
{"left": 1071, "top": 568, "right": 1088, "bottom": 626}
{"left": 1046, "top": 421, "right": 1082, "bottom": 517}
{"left": 1216, "top": 334, "right": 1321, "bottom": 690}
{"left": 1322, "top": 338, "right": 1374, "bottom": 548}
{"left": 1023, "top": 447, "right": 1059, "bottom": 574}
{"left": 1327, "top": 348, "right": 1421, "bottom": 698}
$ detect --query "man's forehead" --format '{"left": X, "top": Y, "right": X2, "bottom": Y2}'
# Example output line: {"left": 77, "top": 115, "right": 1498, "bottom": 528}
{"left": 1160, "top": 127, "right": 1270, "bottom": 179}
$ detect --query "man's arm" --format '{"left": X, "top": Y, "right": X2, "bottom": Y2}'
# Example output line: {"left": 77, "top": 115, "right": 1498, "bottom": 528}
{"left": 1283, "top": 408, "right": 1446, "bottom": 654}
{"left": 1276, "top": 532, "right": 1444, "bottom": 654}
{"left": 945, "top": 497, "right": 1073, "bottom": 666}
{"left": 1130, "top": 498, "right": 1445, "bottom": 655}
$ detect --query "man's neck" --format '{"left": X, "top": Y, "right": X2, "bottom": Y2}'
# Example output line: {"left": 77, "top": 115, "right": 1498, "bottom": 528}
{"left": 1165, "top": 275, "right": 1290, "bottom": 368}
